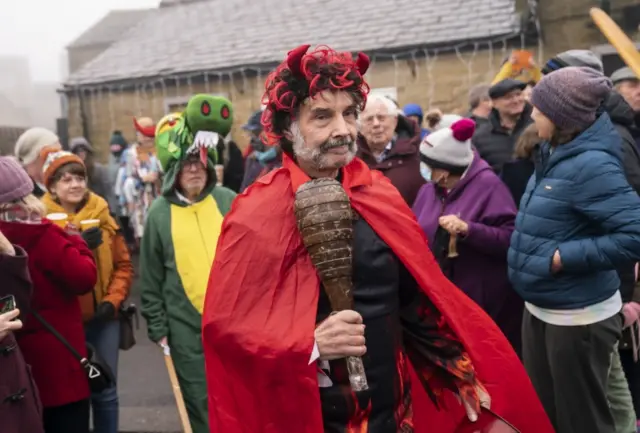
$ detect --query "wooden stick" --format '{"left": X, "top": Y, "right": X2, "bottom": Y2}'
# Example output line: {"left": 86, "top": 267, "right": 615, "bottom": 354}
{"left": 163, "top": 346, "right": 193, "bottom": 433}
{"left": 590, "top": 8, "right": 640, "bottom": 78}
{"left": 448, "top": 234, "right": 459, "bottom": 258}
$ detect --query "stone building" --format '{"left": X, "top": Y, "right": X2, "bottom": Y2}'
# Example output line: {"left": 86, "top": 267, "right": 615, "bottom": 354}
{"left": 62, "top": 0, "right": 639, "bottom": 160}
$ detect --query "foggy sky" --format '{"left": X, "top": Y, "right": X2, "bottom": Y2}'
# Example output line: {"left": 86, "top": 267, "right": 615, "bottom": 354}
{"left": 1, "top": 0, "right": 160, "bottom": 83}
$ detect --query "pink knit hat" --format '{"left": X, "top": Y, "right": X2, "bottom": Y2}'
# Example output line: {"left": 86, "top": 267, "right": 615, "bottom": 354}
{"left": 0, "top": 156, "right": 34, "bottom": 203}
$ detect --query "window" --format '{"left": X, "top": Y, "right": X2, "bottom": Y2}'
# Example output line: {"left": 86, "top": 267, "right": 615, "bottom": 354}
{"left": 164, "top": 93, "right": 228, "bottom": 114}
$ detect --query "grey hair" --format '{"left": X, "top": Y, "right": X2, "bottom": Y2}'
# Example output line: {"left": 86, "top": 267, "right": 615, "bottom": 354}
{"left": 468, "top": 84, "right": 491, "bottom": 109}
{"left": 364, "top": 94, "right": 400, "bottom": 117}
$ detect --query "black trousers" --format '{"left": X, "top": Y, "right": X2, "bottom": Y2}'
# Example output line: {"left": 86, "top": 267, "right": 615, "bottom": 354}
{"left": 118, "top": 216, "right": 135, "bottom": 246}
{"left": 43, "top": 398, "right": 90, "bottom": 433}
{"left": 522, "top": 309, "right": 622, "bottom": 433}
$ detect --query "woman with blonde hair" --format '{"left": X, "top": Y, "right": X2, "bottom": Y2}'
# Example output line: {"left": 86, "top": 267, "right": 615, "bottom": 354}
{"left": 0, "top": 156, "right": 97, "bottom": 433}
{"left": 500, "top": 123, "right": 543, "bottom": 207}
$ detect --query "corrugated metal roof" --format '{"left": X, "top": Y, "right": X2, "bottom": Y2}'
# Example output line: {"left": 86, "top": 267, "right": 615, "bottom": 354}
{"left": 65, "top": 0, "right": 520, "bottom": 86}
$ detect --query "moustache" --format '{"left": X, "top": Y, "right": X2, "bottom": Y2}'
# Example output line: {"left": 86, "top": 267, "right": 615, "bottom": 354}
{"left": 319, "top": 138, "right": 355, "bottom": 153}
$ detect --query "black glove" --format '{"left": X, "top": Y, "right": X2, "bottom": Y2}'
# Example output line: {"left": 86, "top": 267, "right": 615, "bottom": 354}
{"left": 94, "top": 302, "right": 116, "bottom": 322}
{"left": 81, "top": 227, "right": 103, "bottom": 250}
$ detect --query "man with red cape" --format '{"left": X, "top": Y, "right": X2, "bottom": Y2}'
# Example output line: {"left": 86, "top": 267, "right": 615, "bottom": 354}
{"left": 202, "top": 44, "right": 554, "bottom": 433}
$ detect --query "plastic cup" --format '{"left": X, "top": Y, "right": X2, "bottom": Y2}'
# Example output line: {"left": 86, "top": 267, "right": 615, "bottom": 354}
{"left": 80, "top": 219, "right": 100, "bottom": 231}
{"left": 46, "top": 213, "right": 68, "bottom": 229}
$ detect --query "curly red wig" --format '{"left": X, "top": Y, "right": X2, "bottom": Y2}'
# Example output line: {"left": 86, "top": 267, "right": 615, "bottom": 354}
{"left": 260, "top": 45, "right": 370, "bottom": 152}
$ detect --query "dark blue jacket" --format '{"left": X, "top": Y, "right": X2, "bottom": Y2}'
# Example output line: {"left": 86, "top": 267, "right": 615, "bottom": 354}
{"left": 508, "top": 113, "right": 640, "bottom": 309}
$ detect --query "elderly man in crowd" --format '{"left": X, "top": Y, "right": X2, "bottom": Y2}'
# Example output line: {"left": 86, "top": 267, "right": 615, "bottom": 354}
{"left": 356, "top": 94, "right": 424, "bottom": 205}
{"left": 14, "top": 127, "right": 62, "bottom": 198}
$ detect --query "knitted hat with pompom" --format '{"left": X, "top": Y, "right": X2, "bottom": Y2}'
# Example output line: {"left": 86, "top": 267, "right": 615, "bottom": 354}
{"left": 41, "top": 148, "right": 85, "bottom": 188}
{"left": 419, "top": 118, "right": 475, "bottom": 175}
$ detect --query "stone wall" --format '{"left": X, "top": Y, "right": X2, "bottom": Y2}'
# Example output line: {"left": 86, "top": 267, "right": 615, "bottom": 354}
{"left": 65, "top": 0, "right": 639, "bottom": 161}
{"left": 67, "top": 49, "right": 506, "bottom": 162}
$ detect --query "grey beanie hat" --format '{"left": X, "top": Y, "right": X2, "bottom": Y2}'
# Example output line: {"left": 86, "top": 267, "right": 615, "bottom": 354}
{"left": 611, "top": 67, "right": 638, "bottom": 85}
{"left": 69, "top": 136, "right": 94, "bottom": 154}
{"left": 542, "top": 50, "right": 604, "bottom": 75}
{"left": 531, "top": 67, "right": 612, "bottom": 130}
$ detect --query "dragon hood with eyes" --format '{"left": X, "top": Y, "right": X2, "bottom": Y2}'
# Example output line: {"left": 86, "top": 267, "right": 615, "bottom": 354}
{"left": 155, "top": 94, "right": 234, "bottom": 171}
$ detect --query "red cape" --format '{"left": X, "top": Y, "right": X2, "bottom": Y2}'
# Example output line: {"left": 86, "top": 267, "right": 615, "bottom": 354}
{"left": 203, "top": 154, "right": 553, "bottom": 433}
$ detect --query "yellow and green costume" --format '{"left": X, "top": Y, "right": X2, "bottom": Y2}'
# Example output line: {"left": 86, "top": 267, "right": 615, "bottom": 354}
{"left": 139, "top": 94, "right": 236, "bottom": 433}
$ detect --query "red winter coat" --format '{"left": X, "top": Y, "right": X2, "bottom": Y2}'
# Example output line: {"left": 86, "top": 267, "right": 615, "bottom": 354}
{"left": 0, "top": 220, "right": 97, "bottom": 408}
{"left": 0, "top": 246, "right": 44, "bottom": 433}
{"left": 357, "top": 115, "right": 425, "bottom": 206}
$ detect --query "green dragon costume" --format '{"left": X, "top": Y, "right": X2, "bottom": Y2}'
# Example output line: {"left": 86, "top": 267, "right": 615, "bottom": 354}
{"left": 140, "top": 94, "right": 237, "bottom": 433}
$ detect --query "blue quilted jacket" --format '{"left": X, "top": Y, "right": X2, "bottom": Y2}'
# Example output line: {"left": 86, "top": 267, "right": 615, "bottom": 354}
{"left": 508, "top": 113, "right": 640, "bottom": 309}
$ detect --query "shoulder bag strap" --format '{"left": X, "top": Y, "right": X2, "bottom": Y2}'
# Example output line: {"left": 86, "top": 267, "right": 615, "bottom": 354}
{"left": 29, "top": 310, "right": 86, "bottom": 363}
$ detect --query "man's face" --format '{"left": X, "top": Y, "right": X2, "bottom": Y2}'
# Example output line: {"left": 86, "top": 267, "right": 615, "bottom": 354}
{"left": 76, "top": 150, "right": 88, "bottom": 162}
{"left": 617, "top": 79, "right": 640, "bottom": 112}
{"left": 178, "top": 158, "right": 208, "bottom": 197}
{"left": 360, "top": 100, "right": 397, "bottom": 148}
{"left": 492, "top": 89, "right": 526, "bottom": 117}
{"left": 289, "top": 90, "right": 359, "bottom": 175}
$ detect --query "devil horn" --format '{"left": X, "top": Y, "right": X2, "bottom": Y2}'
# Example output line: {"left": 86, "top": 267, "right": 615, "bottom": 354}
{"left": 356, "top": 52, "right": 370, "bottom": 75}
{"left": 287, "top": 44, "right": 311, "bottom": 77}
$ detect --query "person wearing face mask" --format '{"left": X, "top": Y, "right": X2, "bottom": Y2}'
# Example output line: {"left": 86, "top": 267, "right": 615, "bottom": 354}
{"left": 413, "top": 118, "right": 521, "bottom": 354}
{"left": 40, "top": 149, "right": 133, "bottom": 433}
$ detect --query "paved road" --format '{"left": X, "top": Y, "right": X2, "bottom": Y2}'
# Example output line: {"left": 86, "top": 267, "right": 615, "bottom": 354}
{"left": 117, "top": 259, "right": 182, "bottom": 433}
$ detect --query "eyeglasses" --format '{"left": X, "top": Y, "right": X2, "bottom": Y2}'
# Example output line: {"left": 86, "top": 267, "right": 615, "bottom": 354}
{"left": 182, "top": 159, "right": 205, "bottom": 170}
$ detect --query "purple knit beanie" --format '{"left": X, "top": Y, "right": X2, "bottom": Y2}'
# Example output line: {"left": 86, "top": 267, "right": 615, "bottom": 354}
{"left": 530, "top": 66, "right": 612, "bottom": 130}
{"left": 0, "top": 156, "right": 34, "bottom": 204}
